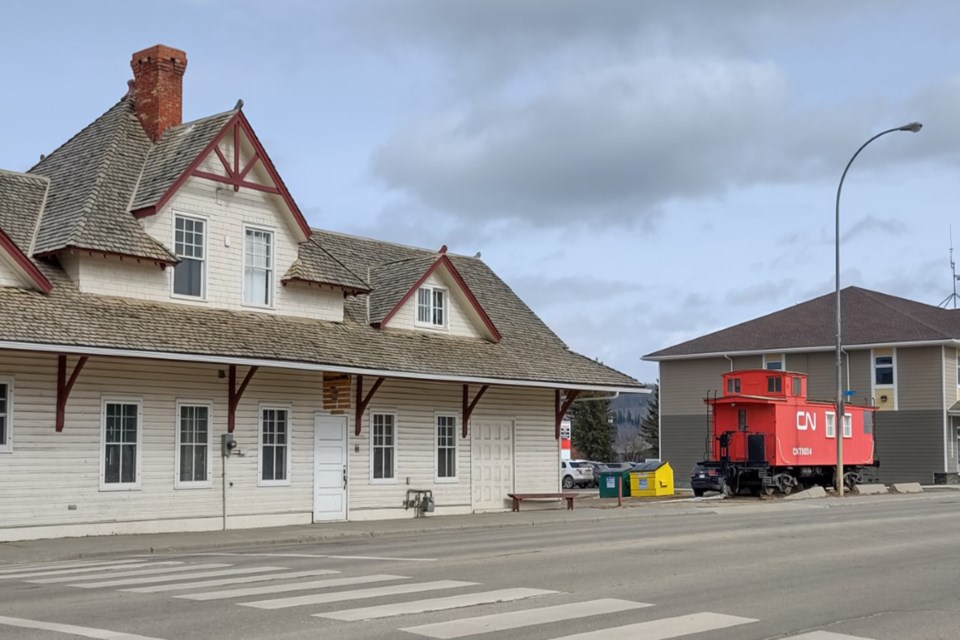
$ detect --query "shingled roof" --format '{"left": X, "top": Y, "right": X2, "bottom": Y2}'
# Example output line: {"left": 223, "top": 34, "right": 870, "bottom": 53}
{"left": 368, "top": 254, "right": 438, "bottom": 325}
{"left": 0, "top": 170, "right": 48, "bottom": 254}
{"left": 29, "top": 98, "right": 175, "bottom": 263}
{"left": 645, "top": 287, "right": 960, "bottom": 360}
{"left": 281, "top": 236, "right": 370, "bottom": 293}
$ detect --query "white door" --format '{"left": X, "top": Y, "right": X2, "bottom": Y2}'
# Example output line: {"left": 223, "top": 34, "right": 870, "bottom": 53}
{"left": 314, "top": 414, "right": 347, "bottom": 522}
{"left": 471, "top": 420, "right": 514, "bottom": 511}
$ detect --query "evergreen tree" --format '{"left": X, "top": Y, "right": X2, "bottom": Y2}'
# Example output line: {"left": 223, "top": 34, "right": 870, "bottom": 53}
{"left": 570, "top": 397, "right": 614, "bottom": 461}
{"left": 640, "top": 382, "right": 660, "bottom": 457}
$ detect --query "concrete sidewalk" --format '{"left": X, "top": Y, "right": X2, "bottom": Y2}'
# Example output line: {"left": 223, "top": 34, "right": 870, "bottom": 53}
{"left": 0, "top": 502, "right": 681, "bottom": 566}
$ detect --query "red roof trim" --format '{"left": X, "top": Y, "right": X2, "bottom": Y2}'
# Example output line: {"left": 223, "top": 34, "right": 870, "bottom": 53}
{"left": 0, "top": 229, "right": 53, "bottom": 294}
{"left": 130, "top": 111, "right": 312, "bottom": 240}
{"left": 379, "top": 254, "right": 502, "bottom": 343}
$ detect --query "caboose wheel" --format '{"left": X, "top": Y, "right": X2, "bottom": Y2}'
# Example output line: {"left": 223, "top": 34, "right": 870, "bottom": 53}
{"left": 763, "top": 486, "right": 775, "bottom": 496}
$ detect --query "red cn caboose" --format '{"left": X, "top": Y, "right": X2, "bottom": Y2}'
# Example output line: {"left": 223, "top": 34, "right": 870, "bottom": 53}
{"left": 692, "top": 370, "right": 876, "bottom": 496}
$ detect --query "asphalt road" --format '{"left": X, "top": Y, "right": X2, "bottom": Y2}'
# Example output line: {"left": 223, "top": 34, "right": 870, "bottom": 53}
{"left": 0, "top": 493, "right": 958, "bottom": 639}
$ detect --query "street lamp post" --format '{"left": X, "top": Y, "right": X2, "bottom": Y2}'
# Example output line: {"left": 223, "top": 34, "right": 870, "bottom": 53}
{"left": 835, "top": 122, "right": 922, "bottom": 496}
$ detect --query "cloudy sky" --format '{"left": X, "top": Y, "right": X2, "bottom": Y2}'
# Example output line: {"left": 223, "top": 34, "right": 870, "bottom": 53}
{"left": 3, "top": 1, "right": 960, "bottom": 382}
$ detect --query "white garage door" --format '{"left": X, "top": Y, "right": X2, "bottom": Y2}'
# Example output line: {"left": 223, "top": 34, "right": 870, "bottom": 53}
{"left": 471, "top": 420, "right": 514, "bottom": 511}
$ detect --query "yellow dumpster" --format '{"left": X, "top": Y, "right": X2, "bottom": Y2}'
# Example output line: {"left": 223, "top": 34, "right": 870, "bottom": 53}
{"left": 630, "top": 461, "right": 674, "bottom": 497}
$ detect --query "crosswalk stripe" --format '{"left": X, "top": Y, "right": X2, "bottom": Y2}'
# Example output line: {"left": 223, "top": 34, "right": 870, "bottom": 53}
{"left": 69, "top": 566, "right": 286, "bottom": 589}
{"left": 239, "top": 580, "right": 476, "bottom": 610}
{"left": 177, "top": 574, "right": 408, "bottom": 601}
{"left": 401, "top": 598, "right": 653, "bottom": 638}
{"left": 542, "top": 612, "right": 758, "bottom": 640}
{"left": 28, "top": 563, "right": 230, "bottom": 584}
{"left": 0, "top": 559, "right": 145, "bottom": 575}
{"left": 318, "top": 587, "right": 558, "bottom": 622}
{"left": 0, "top": 614, "right": 168, "bottom": 640}
{"left": 781, "top": 633, "right": 875, "bottom": 639}
{"left": 122, "top": 569, "right": 341, "bottom": 593}
{"left": 0, "top": 561, "right": 184, "bottom": 581}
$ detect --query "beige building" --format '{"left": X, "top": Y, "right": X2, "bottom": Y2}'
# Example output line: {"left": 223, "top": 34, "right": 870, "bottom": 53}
{"left": 0, "top": 45, "right": 641, "bottom": 542}
{"left": 645, "top": 287, "right": 960, "bottom": 485}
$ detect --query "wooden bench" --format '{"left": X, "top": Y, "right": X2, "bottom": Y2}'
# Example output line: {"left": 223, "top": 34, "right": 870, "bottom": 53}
{"left": 507, "top": 492, "right": 578, "bottom": 512}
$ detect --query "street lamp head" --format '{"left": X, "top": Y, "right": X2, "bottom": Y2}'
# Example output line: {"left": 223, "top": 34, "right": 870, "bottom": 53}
{"left": 898, "top": 122, "right": 923, "bottom": 133}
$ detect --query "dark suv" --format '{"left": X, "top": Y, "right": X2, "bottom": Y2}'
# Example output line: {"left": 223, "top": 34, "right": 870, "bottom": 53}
{"left": 690, "top": 463, "right": 723, "bottom": 497}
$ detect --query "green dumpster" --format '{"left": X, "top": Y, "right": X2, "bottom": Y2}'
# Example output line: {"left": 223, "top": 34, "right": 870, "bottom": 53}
{"left": 598, "top": 470, "right": 632, "bottom": 498}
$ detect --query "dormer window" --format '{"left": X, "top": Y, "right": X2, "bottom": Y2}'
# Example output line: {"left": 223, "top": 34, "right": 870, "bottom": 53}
{"left": 173, "top": 214, "right": 206, "bottom": 298}
{"left": 416, "top": 286, "right": 446, "bottom": 328}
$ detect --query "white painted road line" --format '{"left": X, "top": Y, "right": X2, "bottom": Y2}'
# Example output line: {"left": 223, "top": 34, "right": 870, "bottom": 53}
{"left": 123, "top": 569, "right": 341, "bottom": 593}
{"left": 193, "top": 552, "right": 437, "bottom": 562}
{"left": 0, "top": 559, "right": 145, "bottom": 575}
{"left": 402, "top": 598, "right": 653, "bottom": 638}
{"left": 28, "top": 563, "right": 230, "bottom": 584}
{"left": 177, "top": 574, "right": 408, "bottom": 601}
{"left": 0, "top": 561, "right": 184, "bottom": 581}
{"left": 781, "top": 633, "right": 875, "bottom": 639}
{"left": 319, "top": 588, "right": 558, "bottom": 622}
{"left": 70, "top": 566, "right": 286, "bottom": 589}
{"left": 240, "top": 580, "right": 476, "bottom": 610}
{"left": 543, "top": 612, "right": 758, "bottom": 640}
{"left": 0, "top": 614, "right": 167, "bottom": 639}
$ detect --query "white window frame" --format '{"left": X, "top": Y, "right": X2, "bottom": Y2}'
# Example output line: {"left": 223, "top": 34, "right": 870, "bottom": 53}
{"left": 174, "top": 400, "right": 213, "bottom": 489}
{"left": 0, "top": 376, "right": 12, "bottom": 454}
{"left": 825, "top": 411, "right": 836, "bottom": 439}
{"left": 434, "top": 412, "right": 459, "bottom": 483}
{"left": 370, "top": 411, "right": 398, "bottom": 484}
{"left": 763, "top": 354, "right": 785, "bottom": 371}
{"left": 258, "top": 403, "right": 292, "bottom": 487}
{"left": 415, "top": 285, "right": 447, "bottom": 329}
{"left": 171, "top": 212, "right": 208, "bottom": 301}
{"left": 871, "top": 348, "right": 897, "bottom": 409}
{"left": 242, "top": 224, "right": 275, "bottom": 309}
{"left": 842, "top": 413, "right": 852, "bottom": 439}
{"left": 99, "top": 397, "right": 143, "bottom": 491}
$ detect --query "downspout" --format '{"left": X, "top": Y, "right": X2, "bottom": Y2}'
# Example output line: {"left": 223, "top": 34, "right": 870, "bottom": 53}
{"left": 724, "top": 354, "right": 734, "bottom": 371}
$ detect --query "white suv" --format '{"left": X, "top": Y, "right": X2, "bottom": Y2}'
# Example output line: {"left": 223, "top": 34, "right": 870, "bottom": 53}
{"left": 561, "top": 460, "right": 594, "bottom": 489}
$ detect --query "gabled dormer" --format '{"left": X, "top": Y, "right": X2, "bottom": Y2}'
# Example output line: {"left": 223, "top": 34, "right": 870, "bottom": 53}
{"left": 28, "top": 44, "right": 368, "bottom": 321}
{"left": 369, "top": 246, "right": 501, "bottom": 343}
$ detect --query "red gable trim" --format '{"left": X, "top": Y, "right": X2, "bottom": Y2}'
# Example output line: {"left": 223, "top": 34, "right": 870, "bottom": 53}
{"left": 131, "top": 111, "right": 312, "bottom": 240}
{"left": 0, "top": 229, "right": 53, "bottom": 294}
{"left": 378, "top": 254, "right": 502, "bottom": 343}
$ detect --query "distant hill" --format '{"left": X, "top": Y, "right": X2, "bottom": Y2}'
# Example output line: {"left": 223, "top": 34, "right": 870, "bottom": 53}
{"left": 611, "top": 392, "right": 652, "bottom": 460}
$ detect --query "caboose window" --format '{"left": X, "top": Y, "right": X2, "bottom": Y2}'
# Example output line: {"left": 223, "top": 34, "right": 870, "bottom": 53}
{"left": 842, "top": 414, "right": 852, "bottom": 438}
{"left": 726, "top": 378, "right": 741, "bottom": 394}
{"left": 791, "top": 377, "right": 801, "bottom": 396}
{"left": 874, "top": 355, "right": 894, "bottom": 385}
{"left": 825, "top": 412, "right": 836, "bottom": 438}
{"left": 767, "top": 376, "right": 782, "bottom": 393}
{"left": 738, "top": 408, "right": 747, "bottom": 431}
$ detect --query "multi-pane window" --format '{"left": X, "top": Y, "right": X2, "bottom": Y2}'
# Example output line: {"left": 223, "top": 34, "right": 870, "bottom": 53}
{"left": 260, "top": 407, "right": 289, "bottom": 484}
{"left": 372, "top": 413, "right": 395, "bottom": 480}
{"left": 0, "top": 379, "right": 10, "bottom": 453}
{"left": 726, "top": 378, "right": 741, "bottom": 394}
{"left": 825, "top": 412, "right": 836, "bottom": 438}
{"left": 767, "top": 375, "right": 782, "bottom": 393}
{"left": 842, "top": 414, "right": 852, "bottom": 439}
{"left": 102, "top": 401, "right": 140, "bottom": 488}
{"left": 177, "top": 404, "right": 210, "bottom": 486}
{"left": 173, "top": 215, "right": 205, "bottom": 297}
{"left": 874, "top": 355, "right": 894, "bottom": 385}
{"left": 436, "top": 415, "right": 457, "bottom": 480}
{"left": 791, "top": 377, "right": 802, "bottom": 396}
{"left": 416, "top": 286, "right": 446, "bottom": 327}
{"left": 244, "top": 228, "right": 274, "bottom": 306}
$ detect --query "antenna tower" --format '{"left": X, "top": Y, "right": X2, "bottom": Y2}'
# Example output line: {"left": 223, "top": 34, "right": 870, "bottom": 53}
{"left": 938, "top": 226, "right": 960, "bottom": 308}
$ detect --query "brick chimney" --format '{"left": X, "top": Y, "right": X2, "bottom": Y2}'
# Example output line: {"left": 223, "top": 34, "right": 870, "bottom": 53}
{"left": 130, "top": 45, "right": 188, "bottom": 142}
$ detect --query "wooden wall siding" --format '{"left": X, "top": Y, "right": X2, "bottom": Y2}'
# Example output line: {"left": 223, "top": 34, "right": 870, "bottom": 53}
{"left": 0, "top": 259, "right": 24, "bottom": 288}
{"left": 797, "top": 352, "right": 837, "bottom": 403}
{"left": 846, "top": 350, "right": 871, "bottom": 406}
{"left": 731, "top": 355, "right": 761, "bottom": 370}
{"left": 661, "top": 414, "right": 710, "bottom": 486}
{"left": 348, "top": 379, "right": 557, "bottom": 514}
{"left": 945, "top": 347, "right": 958, "bottom": 402}
{"left": 659, "top": 359, "right": 729, "bottom": 415}
{"left": 874, "top": 409, "right": 944, "bottom": 482}
{"left": 387, "top": 273, "right": 483, "bottom": 339}
{"left": 897, "top": 346, "right": 942, "bottom": 410}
